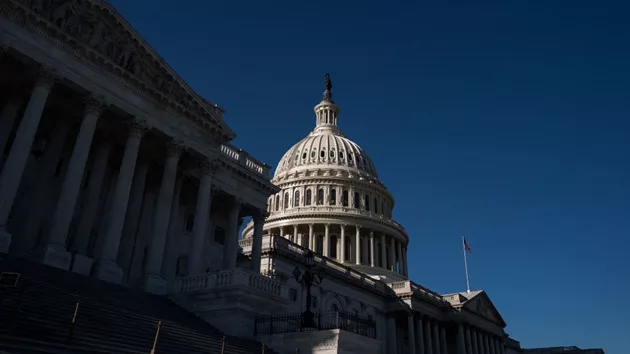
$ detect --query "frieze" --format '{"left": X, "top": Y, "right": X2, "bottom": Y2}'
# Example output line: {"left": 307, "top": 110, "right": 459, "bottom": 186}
{"left": 3, "top": 0, "right": 231, "bottom": 142}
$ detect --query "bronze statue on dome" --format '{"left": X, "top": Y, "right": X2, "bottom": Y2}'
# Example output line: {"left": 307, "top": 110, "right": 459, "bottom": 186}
{"left": 323, "top": 73, "right": 333, "bottom": 102}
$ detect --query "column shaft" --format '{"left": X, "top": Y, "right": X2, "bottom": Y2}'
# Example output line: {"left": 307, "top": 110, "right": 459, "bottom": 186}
{"left": 476, "top": 331, "right": 483, "bottom": 354}
{"left": 97, "top": 122, "right": 145, "bottom": 264}
{"left": 14, "top": 121, "right": 69, "bottom": 255}
{"left": 465, "top": 326, "right": 473, "bottom": 354}
{"left": 143, "top": 142, "right": 182, "bottom": 293}
{"left": 340, "top": 225, "right": 346, "bottom": 263}
{"left": 483, "top": 333, "right": 490, "bottom": 354}
{"left": 471, "top": 329, "right": 478, "bottom": 354}
{"left": 323, "top": 224, "right": 329, "bottom": 256}
{"left": 72, "top": 142, "right": 111, "bottom": 254}
{"left": 0, "top": 97, "right": 22, "bottom": 165}
{"left": 161, "top": 179, "right": 183, "bottom": 283}
{"left": 0, "top": 73, "right": 55, "bottom": 253}
{"left": 389, "top": 237, "right": 396, "bottom": 271}
{"left": 189, "top": 168, "right": 213, "bottom": 275}
{"left": 355, "top": 226, "right": 361, "bottom": 265}
{"left": 309, "top": 224, "right": 315, "bottom": 252}
{"left": 387, "top": 316, "right": 397, "bottom": 354}
{"left": 397, "top": 241, "right": 403, "bottom": 274}
{"left": 117, "top": 163, "right": 148, "bottom": 273}
{"left": 416, "top": 316, "right": 425, "bottom": 354}
{"left": 369, "top": 231, "right": 375, "bottom": 267}
{"left": 380, "top": 233, "right": 387, "bottom": 269}
{"left": 44, "top": 97, "right": 103, "bottom": 268}
{"left": 457, "top": 324, "right": 465, "bottom": 354}
{"left": 251, "top": 214, "right": 264, "bottom": 272}
{"left": 293, "top": 225, "right": 299, "bottom": 245}
{"left": 440, "top": 326, "right": 447, "bottom": 354}
{"left": 222, "top": 200, "right": 241, "bottom": 270}
{"left": 432, "top": 321, "right": 440, "bottom": 354}
{"left": 424, "top": 317, "right": 433, "bottom": 354}
{"left": 407, "top": 314, "right": 417, "bottom": 354}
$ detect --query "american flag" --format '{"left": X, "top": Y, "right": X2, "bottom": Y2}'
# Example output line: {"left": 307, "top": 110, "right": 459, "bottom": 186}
{"left": 463, "top": 238, "right": 472, "bottom": 253}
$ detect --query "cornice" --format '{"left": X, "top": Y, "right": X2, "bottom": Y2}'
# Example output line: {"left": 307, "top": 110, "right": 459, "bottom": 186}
{"left": 2, "top": 0, "right": 234, "bottom": 143}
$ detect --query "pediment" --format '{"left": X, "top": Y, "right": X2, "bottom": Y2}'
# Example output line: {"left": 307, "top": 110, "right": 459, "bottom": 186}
{"left": 463, "top": 291, "right": 506, "bottom": 327}
{"left": 5, "top": 0, "right": 234, "bottom": 142}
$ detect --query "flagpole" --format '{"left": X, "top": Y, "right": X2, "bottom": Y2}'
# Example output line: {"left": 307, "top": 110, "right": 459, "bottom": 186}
{"left": 462, "top": 235, "right": 471, "bottom": 293}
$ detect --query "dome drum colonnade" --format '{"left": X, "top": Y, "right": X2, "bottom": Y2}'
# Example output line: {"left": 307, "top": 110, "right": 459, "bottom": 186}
{"left": 244, "top": 74, "right": 409, "bottom": 279}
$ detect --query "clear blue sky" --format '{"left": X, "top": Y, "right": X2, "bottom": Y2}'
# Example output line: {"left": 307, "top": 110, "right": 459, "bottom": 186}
{"left": 109, "top": 1, "right": 629, "bottom": 352}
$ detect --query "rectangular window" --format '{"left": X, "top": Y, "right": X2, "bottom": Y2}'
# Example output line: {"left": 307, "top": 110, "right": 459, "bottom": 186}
{"left": 184, "top": 213, "right": 195, "bottom": 232}
{"left": 289, "top": 288, "right": 298, "bottom": 302}
{"left": 214, "top": 226, "right": 226, "bottom": 245}
{"left": 342, "top": 190, "right": 349, "bottom": 207}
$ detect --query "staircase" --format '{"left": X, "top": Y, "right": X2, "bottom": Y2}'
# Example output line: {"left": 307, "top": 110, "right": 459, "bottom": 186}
{"left": 0, "top": 258, "right": 277, "bottom": 354}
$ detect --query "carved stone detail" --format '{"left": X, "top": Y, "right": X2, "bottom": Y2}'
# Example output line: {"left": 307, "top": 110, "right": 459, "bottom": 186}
{"left": 127, "top": 119, "right": 149, "bottom": 138}
{"left": 8, "top": 0, "right": 227, "bottom": 140}
{"left": 200, "top": 158, "right": 220, "bottom": 176}
{"left": 83, "top": 95, "right": 106, "bottom": 116}
{"left": 35, "top": 65, "right": 60, "bottom": 89}
{"left": 165, "top": 139, "right": 185, "bottom": 158}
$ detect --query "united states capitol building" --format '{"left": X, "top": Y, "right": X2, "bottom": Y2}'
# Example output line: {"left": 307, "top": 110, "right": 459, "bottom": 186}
{"left": 0, "top": 1, "right": 605, "bottom": 354}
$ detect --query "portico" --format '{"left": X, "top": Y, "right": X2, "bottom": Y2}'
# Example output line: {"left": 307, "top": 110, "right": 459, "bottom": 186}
{"left": 0, "top": 0, "right": 277, "bottom": 294}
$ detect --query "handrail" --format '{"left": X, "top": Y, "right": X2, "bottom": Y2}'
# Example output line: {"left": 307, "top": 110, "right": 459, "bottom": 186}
{"left": 220, "top": 144, "right": 270, "bottom": 179}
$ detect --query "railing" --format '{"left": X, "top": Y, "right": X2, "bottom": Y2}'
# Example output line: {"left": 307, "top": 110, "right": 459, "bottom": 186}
{"left": 388, "top": 280, "right": 448, "bottom": 305}
{"left": 254, "top": 311, "right": 376, "bottom": 339}
{"left": 220, "top": 144, "right": 270, "bottom": 179}
{"left": 268, "top": 206, "right": 405, "bottom": 230}
{"left": 240, "top": 235, "right": 391, "bottom": 296}
{"left": 0, "top": 273, "right": 272, "bottom": 354}
{"left": 174, "top": 269, "right": 282, "bottom": 298}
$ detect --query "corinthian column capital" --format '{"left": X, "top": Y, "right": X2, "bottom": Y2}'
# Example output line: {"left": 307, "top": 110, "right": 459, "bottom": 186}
{"left": 35, "top": 65, "right": 61, "bottom": 90}
{"left": 128, "top": 119, "right": 150, "bottom": 138}
{"left": 165, "top": 139, "right": 186, "bottom": 158}
{"left": 83, "top": 95, "right": 107, "bottom": 116}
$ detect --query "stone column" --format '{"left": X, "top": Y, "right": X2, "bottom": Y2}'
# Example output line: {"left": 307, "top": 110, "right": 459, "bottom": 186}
{"left": 476, "top": 331, "right": 483, "bottom": 354}
{"left": 380, "top": 233, "right": 387, "bottom": 269}
{"left": 369, "top": 231, "right": 375, "bottom": 267}
{"left": 143, "top": 140, "right": 183, "bottom": 294}
{"left": 251, "top": 213, "right": 265, "bottom": 273}
{"left": 440, "top": 326, "right": 447, "bottom": 354}
{"left": 117, "top": 162, "right": 148, "bottom": 275}
{"left": 397, "top": 241, "right": 403, "bottom": 274}
{"left": 415, "top": 315, "right": 425, "bottom": 354}
{"left": 471, "top": 328, "right": 478, "bottom": 354}
{"left": 402, "top": 247, "right": 408, "bottom": 276}
{"left": 340, "top": 224, "right": 346, "bottom": 263}
{"left": 13, "top": 121, "right": 70, "bottom": 256}
{"left": 424, "top": 317, "right": 433, "bottom": 354}
{"left": 71, "top": 142, "right": 111, "bottom": 257}
{"left": 188, "top": 160, "right": 216, "bottom": 275}
{"left": 127, "top": 191, "right": 155, "bottom": 284}
{"left": 355, "top": 225, "right": 361, "bottom": 265}
{"left": 222, "top": 199, "right": 241, "bottom": 270}
{"left": 490, "top": 337, "right": 497, "bottom": 354}
{"left": 432, "top": 321, "right": 440, "bottom": 354}
{"left": 387, "top": 315, "right": 397, "bottom": 354}
{"left": 161, "top": 178, "right": 183, "bottom": 284}
{"left": 0, "top": 95, "right": 22, "bottom": 164}
{"left": 407, "top": 314, "right": 417, "bottom": 354}
{"left": 483, "top": 333, "right": 490, "bottom": 354}
{"left": 93, "top": 120, "right": 147, "bottom": 282}
{"left": 456, "top": 324, "right": 465, "bottom": 354}
{"left": 465, "top": 326, "right": 473, "bottom": 354}
{"left": 0, "top": 69, "right": 56, "bottom": 253}
{"left": 389, "top": 237, "right": 396, "bottom": 272}
{"left": 309, "top": 223, "right": 315, "bottom": 252}
{"left": 43, "top": 96, "right": 105, "bottom": 268}
{"left": 323, "top": 223, "right": 329, "bottom": 256}
{"left": 293, "top": 225, "right": 299, "bottom": 245}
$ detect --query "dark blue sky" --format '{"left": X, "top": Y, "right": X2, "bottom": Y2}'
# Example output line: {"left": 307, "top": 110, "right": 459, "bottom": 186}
{"left": 108, "top": 0, "right": 629, "bottom": 352}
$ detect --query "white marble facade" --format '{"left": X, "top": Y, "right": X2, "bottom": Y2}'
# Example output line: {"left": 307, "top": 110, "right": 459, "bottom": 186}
{"left": 0, "top": 1, "right": 518, "bottom": 353}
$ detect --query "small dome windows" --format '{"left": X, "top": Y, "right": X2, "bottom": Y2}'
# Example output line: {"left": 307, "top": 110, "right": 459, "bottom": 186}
{"left": 311, "top": 151, "right": 315, "bottom": 158}
{"left": 329, "top": 150, "right": 335, "bottom": 158}
{"left": 339, "top": 151, "right": 345, "bottom": 159}
{"left": 302, "top": 152, "right": 307, "bottom": 160}
{"left": 320, "top": 150, "right": 325, "bottom": 158}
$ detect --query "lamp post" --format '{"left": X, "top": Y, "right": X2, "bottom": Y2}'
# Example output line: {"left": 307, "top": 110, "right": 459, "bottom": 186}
{"left": 293, "top": 250, "right": 324, "bottom": 329}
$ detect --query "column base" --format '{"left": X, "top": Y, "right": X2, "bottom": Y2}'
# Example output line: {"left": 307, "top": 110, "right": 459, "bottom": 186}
{"left": 92, "top": 259, "right": 123, "bottom": 284}
{"left": 0, "top": 227, "right": 12, "bottom": 254}
{"left": 143, "top": 273, "right": 167, "bottom": 295}
{"left": 40, "top": 243, "right": 72, "bottom": 270}
{"left": 70, "top": 254, "right": 93, "bottom": 276}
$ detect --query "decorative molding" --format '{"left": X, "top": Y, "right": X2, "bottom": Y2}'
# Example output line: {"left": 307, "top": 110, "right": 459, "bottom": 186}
{"left": 35, "top": 65, "right": 60, "bottom": 89}
{"left": 127, "top": 118, "right": 150, "bottom": 137}
{"left": 165, "top": 139, "right": 185, "bottom": 158}
{"left": 3, "top": 0, "right": 232, "bottom": 142}
{"left": 200, "top": 158, "right": 220, "bottom": 176}
{"left": 83, "top": 94, "right": 106, "bottom": 116}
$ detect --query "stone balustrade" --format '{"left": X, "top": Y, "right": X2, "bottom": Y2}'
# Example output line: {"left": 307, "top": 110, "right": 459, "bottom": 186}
{"left": 220, "top": 144, "right": 270, "bottom": 179}
{"left": 240, "top": 235, "right": 390, "bottom": 295}
{"left": 389, "top": 280, "right": 448, "bottom": 305}
{"left": 174, "top": 268, "right": 282, "bottom": 297}
{"left": 270, "top": 206, "right": 405, "bottom": 230}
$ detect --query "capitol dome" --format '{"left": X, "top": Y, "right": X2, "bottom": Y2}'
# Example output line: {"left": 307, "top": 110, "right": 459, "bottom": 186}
{"left": 244, "top": 74, "right": 409, "bottom": 281}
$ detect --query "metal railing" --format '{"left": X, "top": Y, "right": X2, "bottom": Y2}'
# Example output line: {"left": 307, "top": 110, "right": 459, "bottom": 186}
{"left": 254, "top": 311, "right": 376, "bottom": 339}
{"left": 0, "top": 272, "right": 273, "bottom": 353}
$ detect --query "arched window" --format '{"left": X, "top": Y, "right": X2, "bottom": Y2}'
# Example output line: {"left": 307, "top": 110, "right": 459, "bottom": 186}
{"left": 374, "top": 197, "right": 378, "bottom": 213}
{"left": 317, "top": 188, "right": 324, "bottom": 205}
{"left": 294, "top": 190, "right": 300, "bottom": 207}
{"left": 284, "top": 192, "right": 289, "bottom": 209}
{"left": 353, "top": 192, "right": 360, "bottom": 208}
{"left": 306, "top": 189, "right": 312, "bottom": 205}
{"left": 342, "top": 190, "right": 349, "bottom": 207}
{"left": 365, "top": 195, "right": 370, "bottom": 211}
{"left": 275, "top": 195, "right": 280, "bottom": 211}
{"left": 330, "top": 188, "right": 336, "bottom": 205}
